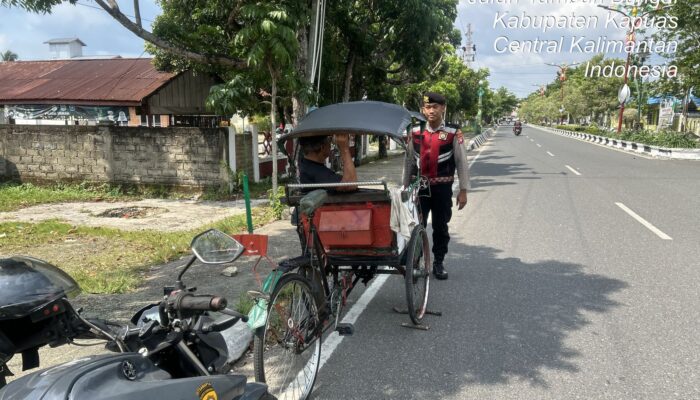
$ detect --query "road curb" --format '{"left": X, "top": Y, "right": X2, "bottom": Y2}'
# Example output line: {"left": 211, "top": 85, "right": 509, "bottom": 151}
{"left": 533, "top": 125, "right": 700, "bottom": 160}
{"left": 467, "top": 127, "right": 493, "bottom": 153}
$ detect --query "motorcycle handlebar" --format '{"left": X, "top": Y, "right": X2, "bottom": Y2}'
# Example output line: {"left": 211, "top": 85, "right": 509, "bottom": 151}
{"left": 177, "top": 294, "right": 228, "bottom": 312}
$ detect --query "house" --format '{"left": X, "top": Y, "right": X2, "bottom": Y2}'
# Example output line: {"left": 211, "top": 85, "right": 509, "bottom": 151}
{"left": 646, "top": 95, "right": 700, "bottom": 135}
{"left": 0, "top": 58, "right": 221, "bottom": 127}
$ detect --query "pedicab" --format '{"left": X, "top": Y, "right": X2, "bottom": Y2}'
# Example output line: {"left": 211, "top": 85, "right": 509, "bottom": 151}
{"left": 250, "top": 101, "right": 438, "bottom": 400}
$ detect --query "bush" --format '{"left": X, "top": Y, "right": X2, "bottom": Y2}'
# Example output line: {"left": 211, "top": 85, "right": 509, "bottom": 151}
{"left": 268, "top": 186, "right": 286, "bottom": 220}
{"left": 557, "top": 124, "right": 698, "bottom": 149}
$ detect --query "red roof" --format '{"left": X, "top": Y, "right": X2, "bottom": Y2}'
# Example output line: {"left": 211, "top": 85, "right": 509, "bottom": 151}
{"left": 0, "top": 58, "right": 177, "bottom": 106}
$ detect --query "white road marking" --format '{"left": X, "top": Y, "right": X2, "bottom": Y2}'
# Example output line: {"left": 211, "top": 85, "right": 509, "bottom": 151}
{"left": 469, "top": 140, "right": 489, "bottom": 168}
{"left": 546, "top": 151, "right": 555, "bottom": 157}
{"left": 615, "top": 202, "right": 673, "bottom": 240}
{"left": 530, "top": 139, "right": 534, "bottom": 142}
{"left": 536, "top": 144, "right": 542, "bottom": 147}
{"left": 318, "top": 274, "right": 390, "bottom": 370}
{"left": 565, "top": 165, "right": 581, "bottom": 175}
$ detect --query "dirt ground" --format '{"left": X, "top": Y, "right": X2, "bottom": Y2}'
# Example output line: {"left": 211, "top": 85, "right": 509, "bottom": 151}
{"left": 0, "top": 198, "right": 268, "bottom": 231}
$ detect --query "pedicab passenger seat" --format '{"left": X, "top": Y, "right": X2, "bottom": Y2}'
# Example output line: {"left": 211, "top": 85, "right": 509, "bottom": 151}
{"left": 285, "top": 182, "right": 395, "bottom": 258}
{"left": 298, "top": 189, "right": 328, "bottom": 215}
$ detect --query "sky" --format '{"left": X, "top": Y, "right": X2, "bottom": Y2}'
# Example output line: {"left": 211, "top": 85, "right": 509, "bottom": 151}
{"left": 0, "top": 1, "right": 668, "bottom": 98}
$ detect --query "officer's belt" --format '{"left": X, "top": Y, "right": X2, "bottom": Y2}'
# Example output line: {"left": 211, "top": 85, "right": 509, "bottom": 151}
{"left": 428, "top": 176, "right": 454, "bottom": 185}
{"left": 410, "top": 175, "right": 454, "bottom": 185}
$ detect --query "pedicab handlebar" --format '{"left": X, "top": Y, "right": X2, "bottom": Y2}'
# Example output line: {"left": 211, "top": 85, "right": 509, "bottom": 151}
{"left": 287, "top": 181, "right": 388, "bottom": 191}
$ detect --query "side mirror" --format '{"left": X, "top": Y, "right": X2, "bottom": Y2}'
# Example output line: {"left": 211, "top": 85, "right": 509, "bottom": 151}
{"left": 190, "top": 229, "right": 245, "bottom": 264}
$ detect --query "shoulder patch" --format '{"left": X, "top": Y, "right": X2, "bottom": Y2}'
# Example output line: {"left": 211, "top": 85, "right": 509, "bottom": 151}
{"left": 412, "top": 126, "right": 422, "bottom": 133}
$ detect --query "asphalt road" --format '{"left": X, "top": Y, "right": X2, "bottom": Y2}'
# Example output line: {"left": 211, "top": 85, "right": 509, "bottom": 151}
{"left": 311, "top": 125, "right": 700, "bottom": 399}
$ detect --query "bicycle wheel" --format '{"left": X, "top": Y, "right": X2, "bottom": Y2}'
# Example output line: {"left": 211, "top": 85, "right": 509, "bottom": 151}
{"left": 404, "top": 225, "right": 431, "bottom": 325}
{"left": 254, "top": 273, "right": 322, "bottom": 400}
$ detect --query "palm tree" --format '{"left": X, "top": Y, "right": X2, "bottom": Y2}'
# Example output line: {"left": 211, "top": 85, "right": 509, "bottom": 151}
{"left": 235, "top": 2, "right": 299, "bottom": 194}
{"left": 1, "top": 50, "right": 18, "bottom": 62}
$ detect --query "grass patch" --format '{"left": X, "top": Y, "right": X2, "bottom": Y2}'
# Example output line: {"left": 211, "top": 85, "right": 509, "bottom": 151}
{"left": 0, "top": 179, "right": 278, "bottom": 212}
{"left": 0, "top": 182, "right": 141, "bottom": 212}
{"left": 0, "top": 207, "right": 278, "bottom": 294}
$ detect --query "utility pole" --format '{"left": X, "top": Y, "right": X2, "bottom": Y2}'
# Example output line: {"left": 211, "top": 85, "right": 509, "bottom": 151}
{"left": 475, "top": 79, "right": 484, "bottom": 135}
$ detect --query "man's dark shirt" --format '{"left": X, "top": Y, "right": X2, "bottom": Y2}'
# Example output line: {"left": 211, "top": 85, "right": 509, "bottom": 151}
{"left": 299, "top": 157, "right": 342, "bottom": 184}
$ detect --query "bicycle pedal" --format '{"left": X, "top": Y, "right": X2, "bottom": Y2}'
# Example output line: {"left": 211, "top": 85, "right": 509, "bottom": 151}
{"left": 335, "top": 323, "right": 354, "bottom": 336}
{"left": 247, "top": 290, "right": 270, "bottom": 301}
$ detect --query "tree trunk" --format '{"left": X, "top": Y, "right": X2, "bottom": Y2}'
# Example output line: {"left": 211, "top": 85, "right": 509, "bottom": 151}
{"left": 269, "top": 63, "right": 278, "bottom": 195}
{"left": 293, "top": 22, "right": 309, "bottom": 125}
{"left": 378, "top": 136, "right": 387, "bottom": 159}
{"left": 343, "top": 51, "right": 362, "bottom": 165}
{"left": 342, "top": 52, "right": 356, "bottom": 103}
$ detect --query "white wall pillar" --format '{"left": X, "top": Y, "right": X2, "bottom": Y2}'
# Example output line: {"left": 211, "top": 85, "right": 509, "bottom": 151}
{"left": 251, "top": 124, "right": 260, "bottom": 183}
{"left": 227, "top": 126, "right": 237, "bottom": 191}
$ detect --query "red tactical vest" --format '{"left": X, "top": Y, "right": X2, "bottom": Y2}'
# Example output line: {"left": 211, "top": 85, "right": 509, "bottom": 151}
{"left": 412, "top": 124, "right": 459, "bottom": 180}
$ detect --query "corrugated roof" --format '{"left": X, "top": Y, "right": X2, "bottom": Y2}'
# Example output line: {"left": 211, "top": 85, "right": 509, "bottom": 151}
{"left": 0, "top": 58, "right": 177, "bottom": 106}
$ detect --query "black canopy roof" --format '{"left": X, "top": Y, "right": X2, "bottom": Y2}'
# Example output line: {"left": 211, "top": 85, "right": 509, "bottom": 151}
{"left": 279, "top": 101, "right": 424, "bottom": 143}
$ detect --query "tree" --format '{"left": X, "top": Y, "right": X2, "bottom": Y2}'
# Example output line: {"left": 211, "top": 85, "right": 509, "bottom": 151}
{"left": 2, "top": 0, "right": 247, "bottom": 68}
{"left": 234, "top": 1, "right": 299, "bottom": 194}
{"left": 654, "top": 1, "right": 700, "bottom": 90}
{"left": 1, "top": 50, "right": 18, "bottom": 61}
{"left": 490, "top": 87, "right": 518, "bottom": 120}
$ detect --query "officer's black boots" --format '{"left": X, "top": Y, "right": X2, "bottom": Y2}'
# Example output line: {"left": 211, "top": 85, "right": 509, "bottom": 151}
{"left": 433, "top": 262, "right": 448, "bottom": 280}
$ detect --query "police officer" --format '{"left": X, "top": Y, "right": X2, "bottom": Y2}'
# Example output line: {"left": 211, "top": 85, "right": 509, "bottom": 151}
{"left": 404, "top": 92, "right": 469, "bottom": 280}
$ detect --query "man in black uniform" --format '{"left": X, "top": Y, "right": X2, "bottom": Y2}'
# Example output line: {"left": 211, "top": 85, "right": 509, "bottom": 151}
{"left": 298, "top": 134, "right": 357, "bottom": 191}
{"left": 405, "top": 92, "right": 469, "bottom": 280}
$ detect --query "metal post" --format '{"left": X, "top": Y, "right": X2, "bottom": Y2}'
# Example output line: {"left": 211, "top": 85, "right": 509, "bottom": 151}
{"left": 243, "top": 174, "right": 253, "bottom": 233}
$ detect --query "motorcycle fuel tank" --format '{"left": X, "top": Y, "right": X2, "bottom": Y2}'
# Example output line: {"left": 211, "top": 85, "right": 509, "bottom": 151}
{"left": 0, "top": 352, "right": 269, "bottom": 400}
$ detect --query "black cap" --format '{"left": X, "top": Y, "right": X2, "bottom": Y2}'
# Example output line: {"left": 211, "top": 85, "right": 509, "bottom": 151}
{"left": 422, "top": 92, "right": 446, "bottom": 105}
{"left": 298, "top": 135, "right": 330, "bottom": 146}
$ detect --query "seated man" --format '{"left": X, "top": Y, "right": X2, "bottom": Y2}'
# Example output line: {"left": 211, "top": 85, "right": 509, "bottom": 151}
{"left": 298, "top": 134, "right": 358, "bottom": 191}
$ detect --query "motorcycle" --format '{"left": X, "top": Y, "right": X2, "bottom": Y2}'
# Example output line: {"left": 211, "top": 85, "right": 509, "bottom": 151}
{"left": 0, "top": 229, "right": 273, "bottom": 400}
{"left": 513, "top": 124, "right": 522, "bottom": 136}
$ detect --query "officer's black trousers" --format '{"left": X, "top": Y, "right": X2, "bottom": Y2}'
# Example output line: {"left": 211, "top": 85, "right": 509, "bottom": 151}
{"left": 419, "top": 183, "right": 453, "bottom": 264}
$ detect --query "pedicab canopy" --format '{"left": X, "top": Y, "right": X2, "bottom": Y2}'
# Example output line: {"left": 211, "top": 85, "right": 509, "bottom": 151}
{"left": 278, "top": 101, "right": 425, "bottom": 145}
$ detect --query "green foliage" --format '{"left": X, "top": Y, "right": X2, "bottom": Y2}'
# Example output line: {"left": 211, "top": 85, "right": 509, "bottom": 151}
{"left": 206, "top": 75, "right": 256, "bottom": 117}
{"left": 1, "top": 49, "right": 18, "bottom": 61}
{"left": 0, "top": 0, "right": 74, "bottom": 13}
{"left": 267, "top": 186, "right": 286, "bottom": 220}
{"left": 556, "top": 125, "right": 698, "bottom": 149}
{"left": 653, "top": 1, "right": 700, "bottom": 90}
{"left": 520, "top": 55, "right": 625, "bottom": 125}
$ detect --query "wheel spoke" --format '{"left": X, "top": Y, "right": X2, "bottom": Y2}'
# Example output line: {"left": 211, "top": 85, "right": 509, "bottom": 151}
{"left": 254, "top": 274, "right": 321, "bottom": 400}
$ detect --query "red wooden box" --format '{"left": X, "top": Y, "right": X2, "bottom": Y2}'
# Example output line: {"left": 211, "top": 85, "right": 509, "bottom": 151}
{"left": 302, "top": 201, "right": 393, "bottom": 253}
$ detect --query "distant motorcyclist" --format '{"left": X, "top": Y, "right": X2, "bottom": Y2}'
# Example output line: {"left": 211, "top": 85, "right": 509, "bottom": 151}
{"left": 513, "top": 120, "right": 522, "bottom": 135}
